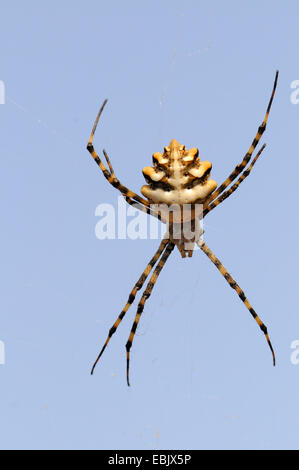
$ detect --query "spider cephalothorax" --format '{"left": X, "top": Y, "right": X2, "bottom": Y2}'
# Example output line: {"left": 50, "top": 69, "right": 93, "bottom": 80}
{"left": 87, "top": 71, "right": 278, "bottom": 385}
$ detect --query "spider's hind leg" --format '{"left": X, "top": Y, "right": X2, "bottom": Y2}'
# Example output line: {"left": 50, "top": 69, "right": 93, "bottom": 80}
{"left": 87, "top": 100, "right": 152, "bottom": 210}
{"left": 206, "top": 71, "right": 278, "bottom": 208}
{"left": 204, "top": 144, "right": 266, "bottom": 215}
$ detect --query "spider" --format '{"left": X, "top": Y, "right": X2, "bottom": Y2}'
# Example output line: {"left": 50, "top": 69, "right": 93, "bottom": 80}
{"left": 87, "top": 71, "right": 278, "bottom": 386}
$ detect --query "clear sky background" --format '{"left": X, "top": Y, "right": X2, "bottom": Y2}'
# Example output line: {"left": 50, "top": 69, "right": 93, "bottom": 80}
{"left": 1, "top": 0, "right": 299, "bottom": 450}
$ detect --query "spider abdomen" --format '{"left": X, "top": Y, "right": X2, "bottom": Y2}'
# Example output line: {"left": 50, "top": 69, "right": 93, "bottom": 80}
{"left": 141, "top": 139, "right": 217, "bottom": 206}
{"left": 141, "top": 184, "right": 217, "bottom": 205}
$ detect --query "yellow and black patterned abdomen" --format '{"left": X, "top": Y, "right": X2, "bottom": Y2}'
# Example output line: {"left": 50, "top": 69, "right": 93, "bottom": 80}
{"left": 141, "top": 139, "right": 217, "bottom": 205}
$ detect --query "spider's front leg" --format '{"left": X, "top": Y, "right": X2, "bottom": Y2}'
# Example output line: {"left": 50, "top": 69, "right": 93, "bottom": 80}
{"left": 87, "top": 99, "right": 151, "bottom": 211}
{"left": 125, "top": 242, "right": 175, "bottom": 386}
{"left": 91, "top": 238, "right": 169, "bottom": 375}
{"left": 197, "top": 239, "right": 275, "bottom": 366}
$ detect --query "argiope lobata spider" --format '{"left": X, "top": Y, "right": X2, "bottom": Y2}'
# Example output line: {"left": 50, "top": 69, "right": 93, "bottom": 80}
{"left": 87, "top": 71, "right": 278, "bottom": 386}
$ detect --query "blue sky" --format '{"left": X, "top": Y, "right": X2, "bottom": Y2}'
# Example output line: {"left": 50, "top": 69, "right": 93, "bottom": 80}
{"left": 1, "top": 0, "right": 299, "bottom": 450}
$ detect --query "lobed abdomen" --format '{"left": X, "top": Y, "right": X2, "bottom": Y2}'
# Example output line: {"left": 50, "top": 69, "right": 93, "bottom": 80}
{"left": 141, "top": 139, "right": 217, "bottom": 206}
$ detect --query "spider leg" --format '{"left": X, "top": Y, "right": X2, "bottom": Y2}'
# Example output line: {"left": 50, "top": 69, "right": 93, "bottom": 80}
{"left": 87, "top": 100, "right": 151, "bottom": 209}
{"left": 126, "top": 242, "right": 175, "bottom": 386}
{"left": 125, "top": 196, "right": 163, "bottom": 221}
{"left": 104, "top": 151, "right": 159, "bottom": 219}
{"left": 91, "top": 238, "right": 169, "bottom": 375}
{"left": 204, "top": 144, "right": 266, "bottom": 216}
{"left": 197, "top": 239, "right": 275, "bottom": 366}
{"left": 102, "top": 146, "right": 115, "bottom": 176}
{"left": 207, "top": 71, "right": 278, "bottom": 205}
